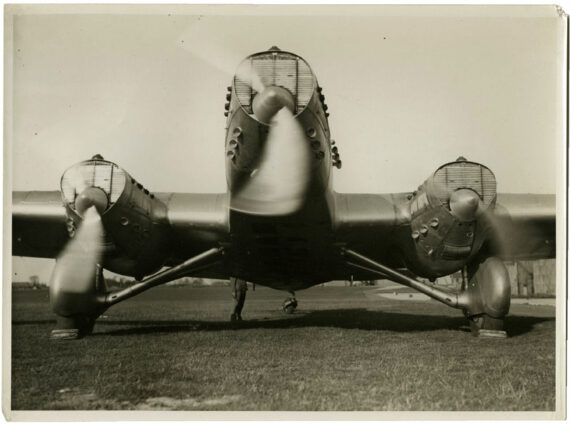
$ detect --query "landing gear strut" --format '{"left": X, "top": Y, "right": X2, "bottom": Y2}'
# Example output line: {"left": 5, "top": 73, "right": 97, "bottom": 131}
{"left": 283, "top": 292, "right": 298, "bottom": 314}
{"left": 464, "top": 257, "right": 510, "bottom": 338}
{"left": 343, "top": 249, "right": 511, "bottom": 338}
{"left": 50, "top": 264, "right": 106, "bottom": 340}
{"left": 50, "top": 247, "right": 225, "bottom": 339}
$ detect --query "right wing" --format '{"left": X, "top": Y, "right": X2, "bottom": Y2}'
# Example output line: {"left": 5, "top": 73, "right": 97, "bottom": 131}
{"left": 12, "top": 191, "right": 68, "bottom": 258}
{"left": 154, "top": 192, "right": 229, "bottom": 264}
{"left": 12, "top": 191, "right": 229, "bottom": 266}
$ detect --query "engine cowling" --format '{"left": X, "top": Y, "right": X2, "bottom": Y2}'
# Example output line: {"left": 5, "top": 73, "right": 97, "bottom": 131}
{"left": 60, "top": 157, "right": 172, "bottom": 279}
{"left": 403, "top": 158, "right": 497, "bottom": 278}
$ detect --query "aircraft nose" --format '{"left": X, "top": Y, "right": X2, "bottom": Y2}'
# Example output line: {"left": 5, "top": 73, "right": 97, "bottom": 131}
{"left": 252, "top": 86, "right": 295, "bottom": 124}
{"left": 449, "top": 188, "right": 481, "bottom": 222}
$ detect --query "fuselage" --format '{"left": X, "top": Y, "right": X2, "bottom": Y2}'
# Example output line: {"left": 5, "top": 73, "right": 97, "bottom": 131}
{"left": 223, "top": 48, "right": 339, "bottom": 289}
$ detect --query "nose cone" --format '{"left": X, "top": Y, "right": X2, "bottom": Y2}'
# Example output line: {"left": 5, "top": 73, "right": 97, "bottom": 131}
{"left": 74, "top": 187, "right": 109, "bottom": 217}
{"left": 449, "top": 189, "right": 481, "bottom": 222}
{"left": 252, "top": 86, "right": 295, "bottom": 124}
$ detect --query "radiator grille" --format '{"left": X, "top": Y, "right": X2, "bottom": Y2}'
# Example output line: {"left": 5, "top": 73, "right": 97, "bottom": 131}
{"left": 61, "top": 160, "right": 126, "bottom": 207}
{"left": 432, "top": 162, "right": 496, "bottom": 207}
{"left": 234, "top": 51, "right": 314, "bottom": 115}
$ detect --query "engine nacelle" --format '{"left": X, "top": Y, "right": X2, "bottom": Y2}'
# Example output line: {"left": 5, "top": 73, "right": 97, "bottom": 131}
{"left": 403, "top": 158, "right": 497, "bottom": 278}
{"left": 60, "top": 157, "right": 172, "bottom": 278}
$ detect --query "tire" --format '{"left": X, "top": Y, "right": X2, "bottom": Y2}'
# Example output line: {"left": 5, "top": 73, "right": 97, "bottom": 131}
{"left": 282, "top": 298, "right": 298, "bottom": 314}
{"left": 468, "top": 314, "right": 506, "bottom": 337}
{"left": 51, "top": 314, "right": 96, "bottom": 340}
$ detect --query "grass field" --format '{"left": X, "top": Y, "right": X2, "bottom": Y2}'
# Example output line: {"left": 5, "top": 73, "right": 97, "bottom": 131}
{"left": 10, "top": 285, "right": 556, "bottom": 411}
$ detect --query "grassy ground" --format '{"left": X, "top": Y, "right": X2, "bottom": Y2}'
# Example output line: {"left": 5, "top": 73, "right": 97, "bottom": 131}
{"left": 11, "top": 286, "right": 555, "bottom": 411}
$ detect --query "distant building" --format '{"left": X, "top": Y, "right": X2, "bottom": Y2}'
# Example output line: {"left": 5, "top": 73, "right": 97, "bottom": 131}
{"left": 504, "top": 259, "right": 556, "bottom": 297}
{"left": 12, "top": 275, "right": 46, "bottom": 289}
{"left": 435, "top": 259, "right": 556, "bottom": 297}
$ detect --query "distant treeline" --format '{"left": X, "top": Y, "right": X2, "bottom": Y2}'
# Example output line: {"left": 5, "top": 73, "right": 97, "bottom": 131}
{"left": 105, "top": 276, "right": 230, "bottom": 289}
{"left": 12, "top": 259, "right": 555, "bottom": 296}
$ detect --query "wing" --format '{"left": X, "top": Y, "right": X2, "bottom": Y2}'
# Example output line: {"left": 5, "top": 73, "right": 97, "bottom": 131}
{"left": 486, "top": 193, "right": 555, "bottom": 260}
{"left": 12, "top": 191, "right": 229, "bottom": 263}
{"left": 333, "top": 191, "right": 555, "bottom": 281}
{"left": 154, "top": 192, "right": 229, "bottom": 264}
{"left": 12, "top": 191, "right": 68, "bottom": 258}
{"left": 333, "top": 192, "right": 412, "bottom": 268}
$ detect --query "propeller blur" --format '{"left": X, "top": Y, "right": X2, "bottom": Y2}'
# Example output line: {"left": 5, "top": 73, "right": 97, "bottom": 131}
{"left": 49, "top": 207, "right": 104, "bottom": 317}
{"left": 231, "top": 87, "right": 312, "bottom": 215}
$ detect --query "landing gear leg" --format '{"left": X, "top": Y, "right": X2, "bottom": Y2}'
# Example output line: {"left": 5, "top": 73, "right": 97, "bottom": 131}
{"left": 283, "top": 291, "right": 298, "bottom": 314}
{"left": 464, "top": 257, "right": 510, "bottom": 338}
{"left": 50, "top": 264, "right": 106, "bottom": 340}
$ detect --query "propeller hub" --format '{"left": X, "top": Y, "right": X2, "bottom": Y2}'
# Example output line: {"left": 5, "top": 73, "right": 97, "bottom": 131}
{"left": 449, "top": 189, "right": 481, "bottom": 222}
{"left": 74, "top": 187, "right": 108, "bottom": 217}
{"left": 252, "top": 86, "right": 295, "bottom": 124}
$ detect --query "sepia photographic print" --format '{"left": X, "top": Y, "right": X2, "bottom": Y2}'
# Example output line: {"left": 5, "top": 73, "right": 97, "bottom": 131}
{"left": 3, "top": 4, "right": 567, "bottom": 420}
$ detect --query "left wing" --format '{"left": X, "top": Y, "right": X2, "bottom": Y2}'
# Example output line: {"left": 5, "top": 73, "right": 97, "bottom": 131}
{"left": 487, "top": 193, "right": 555, "bottom": 260}
{"left": 333, "top": 185, "right": 555, "bottom": 280}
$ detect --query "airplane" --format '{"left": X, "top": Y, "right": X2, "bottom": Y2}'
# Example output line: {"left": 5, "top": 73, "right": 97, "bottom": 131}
{"left": 12, "top": 46, "right": 556, "bottom": 340}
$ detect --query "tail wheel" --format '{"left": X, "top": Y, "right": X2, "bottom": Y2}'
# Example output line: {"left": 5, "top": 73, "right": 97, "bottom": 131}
{"left": 282, "top": 298, "right": 298, "bottom": 314}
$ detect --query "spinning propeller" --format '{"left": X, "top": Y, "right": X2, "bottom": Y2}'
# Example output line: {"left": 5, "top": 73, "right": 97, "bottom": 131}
{"left": 179, "top": 39, "right": 313, "bottom": 216}
{"left": 231, "top": 86, "right": 312, "bottom": 216}
{"left": 450, "top": 187, "right": 507, "bottom": 252}
{"left": 50, "top": 181, "right": 108, "bottom": 314}
{"left": 430, "top": 162, "right": 508, "bottom": 257}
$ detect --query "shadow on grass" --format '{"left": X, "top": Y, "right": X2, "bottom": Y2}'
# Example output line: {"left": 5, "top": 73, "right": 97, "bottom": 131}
{"left": 12, "top": 320, "right": 56, "bottom": 325}
{"left": 85, "top": 309, "right": 552, "bottom": 338}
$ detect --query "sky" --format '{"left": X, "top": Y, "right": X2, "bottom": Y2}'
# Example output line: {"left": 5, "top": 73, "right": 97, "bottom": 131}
{"left": 7, "top": 5, "right": 565, "bottom": 281}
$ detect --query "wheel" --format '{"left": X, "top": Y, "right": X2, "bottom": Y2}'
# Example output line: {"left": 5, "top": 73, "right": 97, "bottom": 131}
{"left": 78, "top": 315, "right": 96, "bottom": 336}
{"left": 50, "top": 314, "right": 96, "bottom": 340}
{"left": 282, "top": 297, "right": 298, "bottom": 314}
{"left": 468, "top": 314, "right": 507, "bottom": 338}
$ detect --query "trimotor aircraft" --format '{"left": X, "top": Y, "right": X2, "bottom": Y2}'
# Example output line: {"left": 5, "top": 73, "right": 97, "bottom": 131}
{"left": 12, "top": 47, "right": 555, "bottom": 340}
